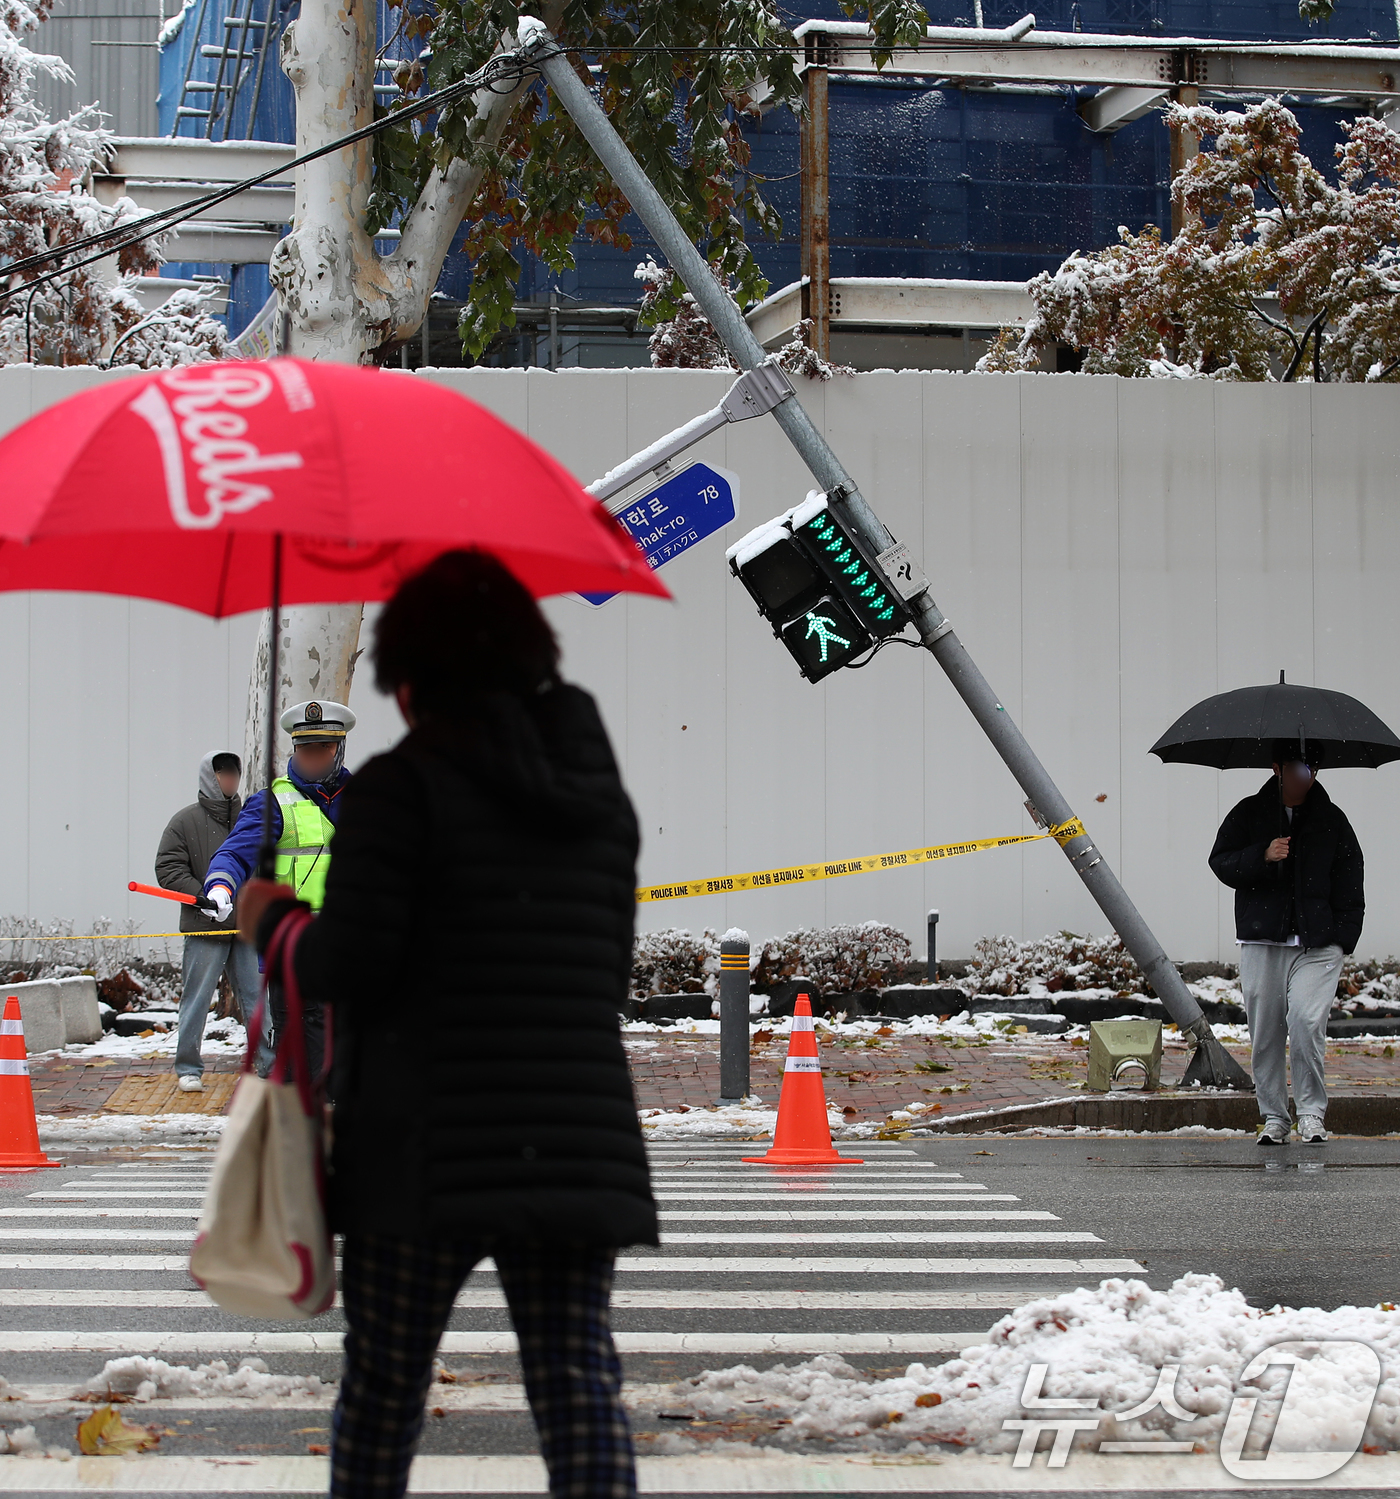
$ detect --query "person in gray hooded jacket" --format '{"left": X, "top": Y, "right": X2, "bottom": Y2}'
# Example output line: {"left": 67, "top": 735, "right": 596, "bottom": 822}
{"left": 155, "top": 753, "right": 261, "bottom": 1092}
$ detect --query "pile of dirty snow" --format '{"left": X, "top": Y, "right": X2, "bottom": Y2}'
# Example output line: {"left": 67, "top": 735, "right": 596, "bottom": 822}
{"left": 638, "top": 1102, "right": 888, "bottom": 1141}
{"left": 50, "top": 1019, "right": 248, "bottom": 1065}
{"left": 0, "top": 1424, "right": 70, "bottom": 1460}
{"left": 623, "top": 1012, "right": 1107, "bottom": 1044}
{"left": 81, "top": 1357, "right": 324, "bottom": 1404}
{"left": 640, "top": 1103, "right": 778, "bottom": 1140}
{"left": 668, "top": 1274, "right": 1400, "bottom": 1455}
{"left": 37, "top": 1113, "right": 225, "bottom": 1146}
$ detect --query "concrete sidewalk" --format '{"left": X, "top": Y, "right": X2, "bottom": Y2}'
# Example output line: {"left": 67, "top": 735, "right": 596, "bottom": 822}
{"left": 28, "top": 1029, "right": 1400, "bottom": 1125}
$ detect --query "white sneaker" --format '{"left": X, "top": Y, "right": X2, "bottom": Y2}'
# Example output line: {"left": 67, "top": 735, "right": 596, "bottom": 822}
{"left": 1297, "top": 1113, "right": 1328, "bottom": 1143}
{"left": 177, "top": 1074, "right": 204, "bottom": 1094}
{"left": 1257, "top": 1118, "right": 1289, "bottom": 1145}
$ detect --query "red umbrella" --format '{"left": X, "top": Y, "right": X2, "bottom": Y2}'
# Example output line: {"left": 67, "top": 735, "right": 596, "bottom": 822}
{"left": 0, "top": 358, "right": 668, "bottom": 872}
{"left": 0, "top": 359, "right": 667, "bottom": 611}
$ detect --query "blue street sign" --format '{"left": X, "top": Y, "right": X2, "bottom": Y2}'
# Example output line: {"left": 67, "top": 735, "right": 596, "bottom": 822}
{"left": 581, "top": 461, "right": 739, "bottom": 606}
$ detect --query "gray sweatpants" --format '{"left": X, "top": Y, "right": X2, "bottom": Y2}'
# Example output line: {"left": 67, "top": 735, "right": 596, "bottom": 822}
{"left": 175, "top": 934, "right": 261, "bottom": 1077}
{"left": 1238, "top": 942, "right": 1342, "bottom": 1124}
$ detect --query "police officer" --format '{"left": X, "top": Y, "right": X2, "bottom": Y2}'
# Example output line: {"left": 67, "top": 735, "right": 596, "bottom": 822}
{"left": 204, "top": 700, "right": 355, "bottom": 1072}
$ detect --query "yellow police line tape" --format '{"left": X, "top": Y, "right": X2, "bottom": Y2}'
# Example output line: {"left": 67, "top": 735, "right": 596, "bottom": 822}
{"left": 634, "top": 819, "right": 1088, "bottom": 904}
{"left": 0, "top": 931, "right": 239, "bottom": 941}
{"left": 0, "top": 815, "right": 1093, "bottom": 933}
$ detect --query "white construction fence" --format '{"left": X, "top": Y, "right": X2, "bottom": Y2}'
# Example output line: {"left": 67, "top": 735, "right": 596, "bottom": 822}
{"left": 0, "top": 363, "right": 1396, "bottom": 965}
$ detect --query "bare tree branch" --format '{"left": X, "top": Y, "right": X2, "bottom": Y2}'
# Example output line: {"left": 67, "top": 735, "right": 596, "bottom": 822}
{"left": 1282, "top": 307, "right": 1327, "bottom": 382}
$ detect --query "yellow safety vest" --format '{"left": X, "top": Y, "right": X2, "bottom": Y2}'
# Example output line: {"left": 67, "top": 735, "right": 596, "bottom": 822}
{"left": 272, "top": 778, "right": 337, "bottom": 912}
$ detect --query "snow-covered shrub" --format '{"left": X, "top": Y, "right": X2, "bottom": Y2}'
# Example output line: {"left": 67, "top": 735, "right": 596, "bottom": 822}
{"left": 96, "top": 968, "right": 143, "bottom": 1012}
{"left": 751, "top": 922, "right": 912, "bottom": 994}
{"left": 0, "top": 916, "right": 180, "bottom": 1000}
{"left": 630, "top": 928, "right": 718, "bottom": 999}
{"left": 963, "top": 932, "right": 1147, "bottom": 997}
{"left": 1336, "top": 956, "right": 1400, "bottom": 1014}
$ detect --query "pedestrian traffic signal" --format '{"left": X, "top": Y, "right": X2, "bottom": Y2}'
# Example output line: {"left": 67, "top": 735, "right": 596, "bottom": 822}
{"left": 727, "top": 488, "right": 912, "bottom": 683}
{"left": 780, "top": 596, "right": 870, "bottom": 680}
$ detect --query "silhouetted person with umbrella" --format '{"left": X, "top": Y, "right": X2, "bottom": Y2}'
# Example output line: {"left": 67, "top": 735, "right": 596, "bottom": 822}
{"left": 1209, "top": 741, "right": 1364, "bottom": 1145}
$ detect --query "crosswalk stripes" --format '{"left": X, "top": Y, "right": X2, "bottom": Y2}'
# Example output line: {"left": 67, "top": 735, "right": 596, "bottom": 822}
{"left": 0, "top": 1138, "right": 1151, "bottom": 1491}
{"left": 0, "top": 1330, "right": 990, "bottom": 1355}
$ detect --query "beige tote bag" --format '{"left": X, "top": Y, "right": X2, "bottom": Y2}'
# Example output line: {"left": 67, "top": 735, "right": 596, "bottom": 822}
{"left": 189, "top": 911, "right": 335, "bottom": 1320}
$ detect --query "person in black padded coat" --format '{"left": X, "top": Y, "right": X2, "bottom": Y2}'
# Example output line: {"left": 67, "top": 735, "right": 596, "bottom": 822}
{"left": 239, "top": 549, "right": 658, "bottom": 1499}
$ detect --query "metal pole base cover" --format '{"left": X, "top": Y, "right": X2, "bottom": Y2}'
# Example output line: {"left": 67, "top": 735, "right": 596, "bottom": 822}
{"left": 1182, "top": 1025, "right": 1255, "bottom": 1091}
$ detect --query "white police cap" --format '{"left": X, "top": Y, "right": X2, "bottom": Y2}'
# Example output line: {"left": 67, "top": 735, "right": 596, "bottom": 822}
{"left": 280, "top": 699, "right": 356, "bottom": 740}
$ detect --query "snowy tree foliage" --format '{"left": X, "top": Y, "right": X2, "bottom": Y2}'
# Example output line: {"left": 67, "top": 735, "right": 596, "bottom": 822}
{"left": 979, "top": 99, "right": 1400, "bottom": 382}
{"left": 0, "top": 0, "right": 230, "bottom": 365}
{"left": 371, "top": 0, "right": 919, "bottom": 361}
{"left": 99, "top": 286, "right": 232, "bottom": 368}
{"left": 635, "top": 258, "right": 855, "bottom": 378}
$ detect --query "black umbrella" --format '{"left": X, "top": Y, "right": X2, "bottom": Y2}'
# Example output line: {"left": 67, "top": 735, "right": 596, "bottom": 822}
{"left": 1150, "top": 672, "right": 1400, "bottom": 770}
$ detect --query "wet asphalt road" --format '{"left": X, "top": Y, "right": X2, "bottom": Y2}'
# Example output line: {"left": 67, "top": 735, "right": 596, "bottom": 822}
{"left": 2, "top": 1135, "right": 1398, "bottom": 1496}
{"left": 917, "top": 1135, "right": 1400, "bottom": 1311}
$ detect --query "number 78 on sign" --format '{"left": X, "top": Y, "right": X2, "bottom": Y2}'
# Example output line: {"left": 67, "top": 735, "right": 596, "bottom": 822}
{"left": 580, "top": 461, "right": 738, "bottom": 606}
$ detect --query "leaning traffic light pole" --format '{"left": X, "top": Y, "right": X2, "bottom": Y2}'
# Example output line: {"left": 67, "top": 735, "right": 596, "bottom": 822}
{"left": 517, "top": 19, "right": 1250, "bottom": 1090}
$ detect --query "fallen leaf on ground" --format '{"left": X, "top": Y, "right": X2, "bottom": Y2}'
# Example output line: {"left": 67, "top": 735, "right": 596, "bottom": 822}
{"left": 77, "top": 1405, "right": 161, "bottom": 1455}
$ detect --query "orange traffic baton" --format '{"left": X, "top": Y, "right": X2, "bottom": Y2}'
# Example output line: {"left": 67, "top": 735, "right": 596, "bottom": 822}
{"left": 743, "top": 994, "right": 862, "bottom": 1166}
{"left": 0, "top": 996, "right": 61, "bottom": 1169}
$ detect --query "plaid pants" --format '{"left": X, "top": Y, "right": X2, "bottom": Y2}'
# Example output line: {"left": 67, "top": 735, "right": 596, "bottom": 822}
{"left": 331, "top": 1235, "right": 635, "bottom": 1499}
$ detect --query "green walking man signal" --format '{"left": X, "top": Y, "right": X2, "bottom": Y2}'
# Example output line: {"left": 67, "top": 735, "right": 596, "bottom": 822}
{"left": 805, "top": 610, "right": 850, "bottom": 662}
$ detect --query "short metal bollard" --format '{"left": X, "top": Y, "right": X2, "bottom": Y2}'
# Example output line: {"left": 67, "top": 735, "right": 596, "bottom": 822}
{"left": 718, "top": 931, "right": 750, "bottom": 1104}
{"left": 927, "top": 909, "right": 939, "bottom": 983}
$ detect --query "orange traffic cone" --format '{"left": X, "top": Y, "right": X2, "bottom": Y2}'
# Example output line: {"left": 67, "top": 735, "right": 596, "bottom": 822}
{"left": 743, "top": 994, "right": 862, "bottom": 1166}
{"left": 0, "top": 997, "right": 61, "bottom": 1169}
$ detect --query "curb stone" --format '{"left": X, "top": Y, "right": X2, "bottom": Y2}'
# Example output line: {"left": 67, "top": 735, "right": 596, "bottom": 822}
{"left": 924, "top": 1091, "right": 1400, "bottom": 1135}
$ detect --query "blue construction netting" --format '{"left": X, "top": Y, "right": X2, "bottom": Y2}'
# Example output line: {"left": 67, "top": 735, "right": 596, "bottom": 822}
{"left": 152, "top": 0, "right": 1400, "bottom": 341}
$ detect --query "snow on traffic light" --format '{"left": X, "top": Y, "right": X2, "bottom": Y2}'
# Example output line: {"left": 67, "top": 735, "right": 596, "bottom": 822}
{"left": 727, "top": 487, "right": 912, "bottom": 683}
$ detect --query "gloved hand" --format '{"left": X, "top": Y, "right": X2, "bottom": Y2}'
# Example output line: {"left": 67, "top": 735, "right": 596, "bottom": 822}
{"left": 206, "top": 885, "right": 234, "bottom": 924}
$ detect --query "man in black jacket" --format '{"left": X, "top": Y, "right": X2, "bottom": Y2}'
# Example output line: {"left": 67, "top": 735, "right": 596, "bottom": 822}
{"left": 1209, "top": 743, "right": 1363, "bottom": 1146}
{"left": 155, "top": 752, "right": 260, "bottom": 1093}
